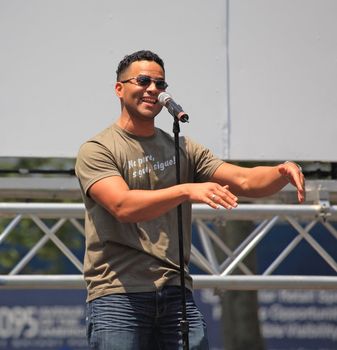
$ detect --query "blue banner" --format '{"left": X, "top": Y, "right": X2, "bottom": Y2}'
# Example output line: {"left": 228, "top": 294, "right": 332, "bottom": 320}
{"left": 0, "top": 289, "right": 88, "bottom": 350}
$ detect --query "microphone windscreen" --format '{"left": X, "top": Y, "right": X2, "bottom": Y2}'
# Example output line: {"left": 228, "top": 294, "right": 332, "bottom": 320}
{"left": 158, "top": 92, "right": 171, "bottom": 106}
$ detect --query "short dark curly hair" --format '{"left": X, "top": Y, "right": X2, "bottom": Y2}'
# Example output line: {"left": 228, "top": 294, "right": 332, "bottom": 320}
{"left": 116, "top": 50, "right": 165, "bottom": 81}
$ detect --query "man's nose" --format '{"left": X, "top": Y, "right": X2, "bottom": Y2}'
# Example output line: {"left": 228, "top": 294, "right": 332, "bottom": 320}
{"left": 146, "top": 81, "right": 158, "bottom": 91}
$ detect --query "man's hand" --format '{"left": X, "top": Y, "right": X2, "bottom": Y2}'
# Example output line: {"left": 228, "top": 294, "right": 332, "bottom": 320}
{"left": 278, "top": 161, "right": 306, "bottom": 203}
{"left": 184, "top": 182, "right": 238, "bottom": 210}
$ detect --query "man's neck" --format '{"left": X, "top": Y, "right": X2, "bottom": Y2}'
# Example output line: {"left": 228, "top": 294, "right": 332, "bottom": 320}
{"left": 116, "top": 115, "right": 155, "bottom": 137}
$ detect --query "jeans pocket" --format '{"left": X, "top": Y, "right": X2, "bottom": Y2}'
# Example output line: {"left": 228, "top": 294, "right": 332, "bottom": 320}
{"left": 86, "top": 302, "right": 98, "bottom": 348}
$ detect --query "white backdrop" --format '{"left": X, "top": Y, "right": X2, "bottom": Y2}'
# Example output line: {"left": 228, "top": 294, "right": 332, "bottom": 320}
{"left": 229, "top": 0, "right": 337, "bottom": 161}
{"left": 1, "top": 0, "right": 336, "bottom": 161}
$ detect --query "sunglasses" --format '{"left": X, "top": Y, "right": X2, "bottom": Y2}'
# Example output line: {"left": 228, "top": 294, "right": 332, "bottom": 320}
{"left": 120, "top": 75, "right": 168, "bottom": 90}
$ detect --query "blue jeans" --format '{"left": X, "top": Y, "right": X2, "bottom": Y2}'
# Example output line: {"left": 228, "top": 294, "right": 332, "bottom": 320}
{"left": 86, "top": 286, "right": 209, "bottom": 349}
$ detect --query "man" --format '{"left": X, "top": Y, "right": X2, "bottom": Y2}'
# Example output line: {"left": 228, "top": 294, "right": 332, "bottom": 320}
{"left": 75, "top": 50, "right": 305, "bottom": 350}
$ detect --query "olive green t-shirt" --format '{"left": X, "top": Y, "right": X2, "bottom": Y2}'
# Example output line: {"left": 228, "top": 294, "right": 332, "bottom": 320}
{"left": 75, "top": 123, "right": 224, "bottom": 301}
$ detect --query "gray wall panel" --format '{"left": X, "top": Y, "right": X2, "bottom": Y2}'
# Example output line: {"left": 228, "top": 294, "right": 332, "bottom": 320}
{"left": 0, "top": 0, "right": 228, "bottom": 158}
{"left": 229, "top": 0, "right": 337, "bottom": 161}
{"left": 1, "top": 0, "right": 336, "bottom": 161}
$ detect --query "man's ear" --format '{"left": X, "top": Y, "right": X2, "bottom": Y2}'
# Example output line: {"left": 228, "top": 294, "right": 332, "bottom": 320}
{"left": 115, "top": 82, "right": 124, "bottom": 98}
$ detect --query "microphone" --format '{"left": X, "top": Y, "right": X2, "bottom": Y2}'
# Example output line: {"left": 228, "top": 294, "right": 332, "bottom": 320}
{"left": 158, "top": 92, "right": 189, "bottom": 123}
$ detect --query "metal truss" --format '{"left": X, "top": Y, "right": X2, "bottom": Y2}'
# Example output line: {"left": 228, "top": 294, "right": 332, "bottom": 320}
{"left": 1, "top": 200, "right": 337, "bottom": 290}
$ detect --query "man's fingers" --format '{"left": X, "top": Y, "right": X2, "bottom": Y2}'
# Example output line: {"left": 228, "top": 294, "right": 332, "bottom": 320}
{"left": 280, "top": 162, "right": 306, "bottom": 203}
{"left": 297, "top": 173, "right": 306, "bottom": 203}
{"left": 210, "top": 186, "right": 238, "bottom": 209}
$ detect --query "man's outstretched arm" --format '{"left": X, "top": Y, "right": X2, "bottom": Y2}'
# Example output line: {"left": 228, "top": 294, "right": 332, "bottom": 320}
{"left": 211, "top": 161, "right": 305, "bottom": 203}
{"left": 88, "top": 176, "right": 238, "bottom": 223}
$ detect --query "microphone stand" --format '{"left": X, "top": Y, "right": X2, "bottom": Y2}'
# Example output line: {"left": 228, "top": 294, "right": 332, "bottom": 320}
{"left": 172, "top": 116, "right": 189, "bottom": 350}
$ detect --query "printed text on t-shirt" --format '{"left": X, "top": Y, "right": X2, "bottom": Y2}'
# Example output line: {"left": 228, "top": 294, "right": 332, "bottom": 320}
{"left": 128, "top": 155, "right": 176, "bottom": 178}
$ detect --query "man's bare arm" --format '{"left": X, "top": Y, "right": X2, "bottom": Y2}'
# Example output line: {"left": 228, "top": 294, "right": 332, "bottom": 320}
{"left": 88, "top": 176, "right": 238, "bottom": 223}
{"left": 211, "top": 161, "right": 305, "bottom": 203}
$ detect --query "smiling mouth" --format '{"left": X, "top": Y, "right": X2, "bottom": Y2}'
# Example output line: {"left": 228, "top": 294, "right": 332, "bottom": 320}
{"left": 141, "top": 97, "right": 157, "bottom": 105}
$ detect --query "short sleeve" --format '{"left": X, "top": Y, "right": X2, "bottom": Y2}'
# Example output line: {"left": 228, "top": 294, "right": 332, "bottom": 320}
{"left": 75, "top": 141, "right": 121, "bottom": 195}
{"left": 184, "top": 137, "right": 224, "bottom": 182}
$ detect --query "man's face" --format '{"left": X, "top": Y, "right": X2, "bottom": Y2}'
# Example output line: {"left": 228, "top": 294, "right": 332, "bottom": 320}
{"left": 115, "top": 60, "right": 166, "bottom": 121}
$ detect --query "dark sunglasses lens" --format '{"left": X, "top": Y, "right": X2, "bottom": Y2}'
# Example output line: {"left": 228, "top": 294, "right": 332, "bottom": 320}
{"left": 136, "top": 76, "right": 167, "bottom": 89}
{"left": 136, "top": 76, "right": 151, "bottom": 86}
{"left": 155, "top": 80, "right": 167, "bottom": 89}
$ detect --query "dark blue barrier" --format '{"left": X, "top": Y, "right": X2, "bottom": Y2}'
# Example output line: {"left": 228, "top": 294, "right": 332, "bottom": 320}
{"left": 0, "top": 289, "right": 222, "bottom": 350}
{"left": 0, "top": 289, "right": 88, "bottom": 350}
